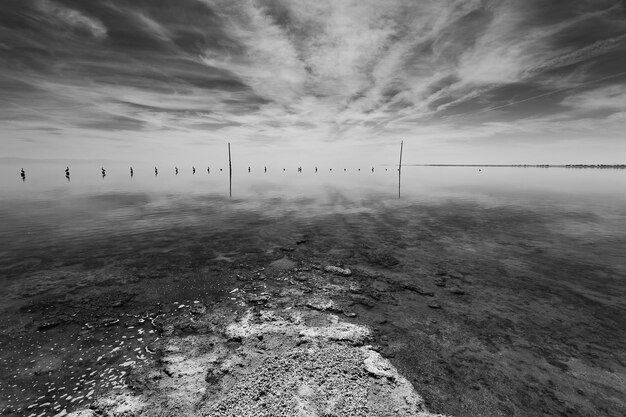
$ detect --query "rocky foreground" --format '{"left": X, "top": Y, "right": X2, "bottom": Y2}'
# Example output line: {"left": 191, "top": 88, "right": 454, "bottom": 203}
{"left": 62, "top": 261, "right": 448, "bottom": 417}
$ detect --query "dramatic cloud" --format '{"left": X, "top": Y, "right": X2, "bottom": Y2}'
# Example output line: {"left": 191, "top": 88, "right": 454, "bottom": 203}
{"left": 1, "top": 0, "right": 625, "bottom": 163}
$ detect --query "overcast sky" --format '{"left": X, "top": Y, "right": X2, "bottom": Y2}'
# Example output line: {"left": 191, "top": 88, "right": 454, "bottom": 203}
{"left": 1, "top": 0, "right": 625, "bottom": 165}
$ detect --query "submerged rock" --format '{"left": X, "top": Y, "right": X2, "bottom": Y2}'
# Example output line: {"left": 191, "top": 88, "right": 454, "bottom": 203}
{"left": 448, "top": 287, "right": 466, "bottom": 295}
{"left": 305, "top": 296, "right": 339, "bottom": 312}
{"left": 433, "top": 277, "right": 446, "bottom": 287}
{"left": 324, "top": 265, "right": 352, "bottom": 276}
{"left": 66, "top": 410, "right": 97, "bottom": 417}
{"left": 81, "top": 306, "right": 448, "bottom": 417}
{"left": 404, "top": 283, "right": 435, "bottom": 296}
{"left": 350, "top": 294, "right": 376, "bottom": 308}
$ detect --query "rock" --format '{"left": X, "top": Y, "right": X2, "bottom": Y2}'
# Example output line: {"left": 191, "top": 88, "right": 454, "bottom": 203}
{"left": 324, "top": 266, "right": 352, "bottom": 276}
{"left": 88, "top": 307, "right": 449, "bottom": 417}
{"left": 363, "top": 350, "right": 396, "bottom": 380}
{"left": 66, "top": 410, "right": 97, "bottom": 417}
{"left": 427, "top": 301, "right": 442, "bottom": 309}
{"left": 433, "top": 277, "right": 446, "bottom": 287}
{"left": 298, "top": 321, "right": 370, "bottom": 345}
{"left": 350, "top": 295, "right": 375, "bottom": 308}
{"left": 296, "top": 239, "right": 307, "bottom": 245}
{"left": 306, "top": 297, "right": 339, "bottom": 312}
{"left": 448, "top": 287, "right": 466, "bottom": 295}
{"left": 404, "top": 283, "right": 434, "bottom": 296}
{"left": 190, "top": 303, "right": 207, "bottom": 315}
{"left": 343, "top": 311, "right": 357, "bottom": 318}
{"left": 246, "top": 295, "right": 270, "bottom": 305}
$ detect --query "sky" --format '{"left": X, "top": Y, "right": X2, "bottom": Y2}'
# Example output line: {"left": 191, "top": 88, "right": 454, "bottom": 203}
{"left": 1, "top": 0, "right": 625, "bottom": 165}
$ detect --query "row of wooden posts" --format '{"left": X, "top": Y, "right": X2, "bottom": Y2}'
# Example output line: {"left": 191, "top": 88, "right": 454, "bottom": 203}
{"left": 18, "top": 165, "right": 401, "bottom": 178}
{"left": 18, "top": 142, "right": 405, "bottom": 196}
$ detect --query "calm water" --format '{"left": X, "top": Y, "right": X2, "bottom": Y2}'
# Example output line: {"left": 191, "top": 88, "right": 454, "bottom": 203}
{"left": 1, "top": 162, "right": 625, "bottom": 416}
{"left": 2, "top": 162, "right": 625, "bottom": 236}
{"left": 1, "top": 162, "right": 625, "bottom": 294}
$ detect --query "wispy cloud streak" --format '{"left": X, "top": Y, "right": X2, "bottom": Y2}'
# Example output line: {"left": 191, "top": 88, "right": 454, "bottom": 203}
{"left": 0, "top": 0, "right": 625, "bottom": 162}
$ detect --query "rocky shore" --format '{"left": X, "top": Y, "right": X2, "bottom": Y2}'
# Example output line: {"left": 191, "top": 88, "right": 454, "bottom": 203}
{"left": 61, "top": 261, "right": 447, "bottom": 417}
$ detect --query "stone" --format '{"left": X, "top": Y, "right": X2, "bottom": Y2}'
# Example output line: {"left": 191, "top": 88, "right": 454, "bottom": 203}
{"left": 66, "top": 410, "right": 97, "bottom": 417}
{"left": 306, "top": 297, "right": 339, "bottom": 312}
{"left": 350, "top": 295, "right": 375, "bottom": 308}
{"left": 404, "top": 283, "right": 434, "bottom": 296}
{"left": 448, "top": 287, "right": 466, "bottom": 295}
{"left": 190, "top": 303, "right": 207, "bottom": 315}
{"left": 363, "top": 350, "right": 396, "bottom": 380}
{"left": 324, "top": 265, "right": 352, "bottom": 276}
{"left": 433, "top": 277, "right": 446, "bottom": 287}
{"left": 427, "top": 301, "right": 442, "bottom": 309}
{"left": 246, "top": 295, "right": 270, "bottom": 305}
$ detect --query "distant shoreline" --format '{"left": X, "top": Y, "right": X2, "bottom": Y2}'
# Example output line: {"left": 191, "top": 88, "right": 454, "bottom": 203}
{"left": 399, "top": 164, "right": 626, "bottom": 168}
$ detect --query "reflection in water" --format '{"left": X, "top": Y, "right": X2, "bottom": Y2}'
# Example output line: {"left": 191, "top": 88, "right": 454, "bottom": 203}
{"left": 398, "top": 140, "right": 404, "bottom": 199}
{"left": 2, "top": 160, "right": 626, "bottom": 248}
{"left": 228, "top": 142, "right": 232, "bottom": 198}
{"left": 398, "top": 167, "right": 401, "bottom": 198}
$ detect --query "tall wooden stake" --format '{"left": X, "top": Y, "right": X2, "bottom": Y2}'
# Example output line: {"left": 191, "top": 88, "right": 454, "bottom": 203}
{"left": 228, "top": 142, "right": 232, "bottom": 198}
{"left": 398, "top": 140, "right": 403, "bottom": 198}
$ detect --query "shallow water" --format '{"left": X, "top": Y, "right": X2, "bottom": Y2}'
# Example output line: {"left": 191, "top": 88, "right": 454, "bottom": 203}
{"left": 1, "top": 163, "right": 625, "bottom": 416}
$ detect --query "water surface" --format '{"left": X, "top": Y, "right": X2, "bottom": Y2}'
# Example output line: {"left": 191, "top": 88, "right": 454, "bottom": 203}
{"left": 1, "top": 163, "right": 625, "bottom": 416}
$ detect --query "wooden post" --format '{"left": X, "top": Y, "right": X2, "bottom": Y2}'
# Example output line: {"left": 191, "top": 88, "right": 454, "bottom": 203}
{"left": 228, "top": 142, "right": 232, "bottom": 198}
{"left": 398, "top": 140, "right": 403, "bottom": 198}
